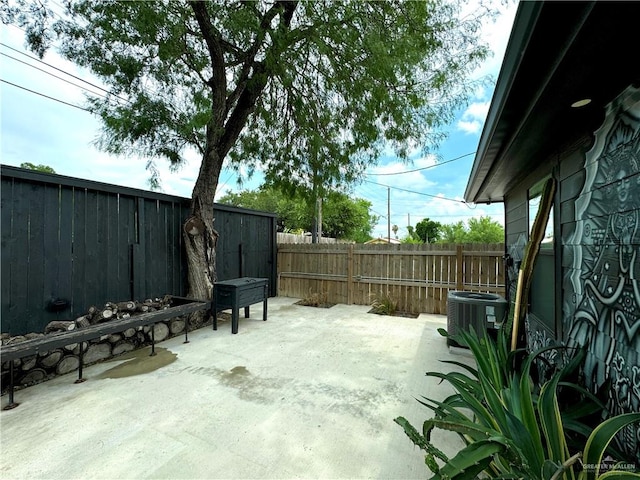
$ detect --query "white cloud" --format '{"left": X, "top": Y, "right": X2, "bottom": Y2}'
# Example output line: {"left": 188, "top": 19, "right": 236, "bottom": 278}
{"left": 457, "top": 119, "right": 482, "bottom": 135}
{"left": 469, "top": 0, "right": 519, "bottom": 81}
{"left": 456, "top": 100, "right": 491, "bottom": 134}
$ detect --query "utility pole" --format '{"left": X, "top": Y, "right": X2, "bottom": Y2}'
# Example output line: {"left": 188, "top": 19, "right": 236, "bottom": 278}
{"left": 387, "top": 187, "right": 391, "bottom": 242}
{"left": 317, "top": 196, "right": 323, "bottom": 241}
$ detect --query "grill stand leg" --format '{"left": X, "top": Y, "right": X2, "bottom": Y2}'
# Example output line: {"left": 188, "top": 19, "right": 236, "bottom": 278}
{"left": 184, "top": 315, "right": 190, "bottom": 344}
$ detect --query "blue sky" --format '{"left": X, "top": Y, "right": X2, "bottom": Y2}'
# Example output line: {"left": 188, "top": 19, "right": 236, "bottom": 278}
{"left": 0, "top": 1, "right": 517, "bottom": 239}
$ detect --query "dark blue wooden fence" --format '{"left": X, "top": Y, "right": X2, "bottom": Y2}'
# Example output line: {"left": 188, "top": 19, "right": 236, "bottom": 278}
{"left": 1, "top": 165, "right": 277, "bottom": 335}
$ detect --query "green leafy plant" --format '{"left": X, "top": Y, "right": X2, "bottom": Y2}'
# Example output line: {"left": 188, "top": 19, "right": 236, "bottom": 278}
{"left": 370, "top": 292, "right": 398, "bottom": 316}
{"left": 395, "top": 327, "right": 640, "bottom": 479}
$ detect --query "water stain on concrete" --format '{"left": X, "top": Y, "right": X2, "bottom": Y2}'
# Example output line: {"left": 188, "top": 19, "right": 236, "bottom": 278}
{"left": 220, "top": 366, "right": 253, "bottom": 388}
{"left": 97, "top": 347, "right": 177, "bottom": 379}
{"left": 223, "top": 365, "right": 249, "bottom": 379}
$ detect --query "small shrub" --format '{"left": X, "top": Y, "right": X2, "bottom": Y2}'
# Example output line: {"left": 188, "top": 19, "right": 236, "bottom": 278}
{"left": 370, "top": 292, "right": 398, "bottom": 316}
{"left": 298, "top": 289, "right": 329, "bottom": 307}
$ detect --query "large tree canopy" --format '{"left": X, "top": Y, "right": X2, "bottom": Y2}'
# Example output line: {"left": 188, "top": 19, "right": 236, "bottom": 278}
{"left": 218, "top": 186, "right": 378, "bottom": 243}
{"left": 4, "top": 0, "right": 493, "bottom": 300}
{"left": 439, "top": 216, "right": 504, "bottom": 243}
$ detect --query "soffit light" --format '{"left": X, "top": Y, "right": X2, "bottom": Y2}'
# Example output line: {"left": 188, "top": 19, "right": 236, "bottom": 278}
{"left": 571, "top": 98, "right": 592, "bottom": 108}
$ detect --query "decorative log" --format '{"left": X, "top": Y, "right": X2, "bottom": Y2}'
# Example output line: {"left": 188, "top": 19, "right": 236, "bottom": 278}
{"left": 25, "top": 332, "right": 44, "bottom": 340}
{"left": 75, "top": 316, "right": 91, "bottom": 329}
{"left": 64, "top": 343, "right": 78, "bottom": 352}
{"left": 123, "top": 328, "right": 136, "bottom": 338}
{"left": 112, "top": 341, "right": 135, "bottom": 356}
{"left": 105, "top": 302, "right": 118, "bottom": 313}
{"left": 107, "top": 334, "right": 122, "bottom": 344}
{"left": 45, "top": 320, "right": 76, "bottom": 334}
{"left": 20, "top": 368, "right": 46, "bottom": 385}
{"left": 91, "top": 308, "right": 114, "bottom": 324}
{"left": 87, "top": 305, "right": 99, "bottom": 317}
{"left": 40, "top": 350, "right": 64, "bottom": 368}
{"left": 83, "top": 343, "right": 111, "bottom": 364}
{"left": 0, "top": 333, "right": 11, "bottom": 345}
{"left": 118, "top": 312, "right": 131, "bottom": 320}
{"left": 2, "top": 359, "right": 21, "bottom": 369}
{"left": 169, "top": 318, "right": 185, "bottom": 335}
{"left": 56, "top": 355, "right": 80, "bottom": 375}
{"left": 116, "top": 301, "right": 136, "bottom": 312}
{"left": 135, "top": 332, "right": 145, "bottom": 344}
{"left": 6, "top": 335, "right": 26, "bottom": 345}
{"left": 21, "top": 355, "right": 37, "bottom": 371}
{"left": 151, "top": 323, "right": 170, "bottom": 342}
{"left": 71, "top": 342, "right": 88, "bottom": 356}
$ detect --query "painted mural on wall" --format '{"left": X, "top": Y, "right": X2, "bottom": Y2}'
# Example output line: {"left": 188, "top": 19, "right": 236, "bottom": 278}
{"left": 564, "top": 85, "right": 640, "bottom": 462}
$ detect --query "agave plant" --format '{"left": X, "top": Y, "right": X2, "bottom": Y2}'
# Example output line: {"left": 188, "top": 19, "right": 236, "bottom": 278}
{"left": 395, "top": 327, "right": 640, "bottom": 479}
{"left": 370, "top": 292, "right": 398, "bottom": 316}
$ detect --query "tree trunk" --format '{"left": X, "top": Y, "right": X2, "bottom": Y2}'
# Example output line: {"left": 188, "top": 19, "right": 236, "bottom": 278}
{"left": 183, "top": 147, "right": 222, "bottom": 305}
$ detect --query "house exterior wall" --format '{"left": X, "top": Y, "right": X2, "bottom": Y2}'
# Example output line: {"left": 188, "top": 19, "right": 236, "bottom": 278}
{"left": 503, "top": 85, "right": 640, "bottom": 462}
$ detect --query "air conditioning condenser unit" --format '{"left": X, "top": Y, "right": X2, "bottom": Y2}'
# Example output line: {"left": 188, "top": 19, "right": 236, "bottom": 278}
{"left": 446, "top": 291, "right": 508, "bottom": 347}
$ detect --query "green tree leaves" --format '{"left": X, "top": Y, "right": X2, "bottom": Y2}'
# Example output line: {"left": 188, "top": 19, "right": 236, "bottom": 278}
{"left": 217, "top": 186, "right": 378, "bottom": 243}
{"left": 466, "top": 216, "right": 504, "bottom": 243}
{"left": 19, "top": 162, "right": 56, "bottom": 173}
{"left": 415, "top": 217, "right": 443, "bottom": 243}
{"left": 404, "top": 216, "right": 504, "bottom": 244}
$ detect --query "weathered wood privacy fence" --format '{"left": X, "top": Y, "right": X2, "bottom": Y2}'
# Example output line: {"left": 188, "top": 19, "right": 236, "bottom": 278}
{"left": 277, "top": 243, "right": 506, "bottom": 314}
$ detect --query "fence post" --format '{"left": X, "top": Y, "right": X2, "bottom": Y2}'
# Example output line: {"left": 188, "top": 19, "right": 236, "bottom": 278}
{"left": 456, "top": 244, "right": 463, "bottom": 291}
{"left": 347, "top": 243, "right": 354, "bottom": 304}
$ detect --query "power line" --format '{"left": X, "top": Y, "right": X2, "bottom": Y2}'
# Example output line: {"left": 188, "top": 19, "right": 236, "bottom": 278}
{"left": 366, "top": 151, "right": 475, "bottom": 176}
{"left": 0, "top": 42, "right": 130, "bottom": 105}
{"left": 1, "top": 78, "right": 91, "bottom": 112}
{"left": 362, "top": 178, "right": 467, "bottom": 204}
{"left": 1, "top": 52, "right": 113, "bottom": 102}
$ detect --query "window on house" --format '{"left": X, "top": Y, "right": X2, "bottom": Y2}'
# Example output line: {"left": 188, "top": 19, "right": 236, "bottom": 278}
{"left": 528, "top": 178, "right": 554, "bottom": 249}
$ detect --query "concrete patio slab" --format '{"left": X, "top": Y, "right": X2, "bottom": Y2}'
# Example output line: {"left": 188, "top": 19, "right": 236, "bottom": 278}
{"left": 1, "top": 297, "right": 473, "bottom": 479}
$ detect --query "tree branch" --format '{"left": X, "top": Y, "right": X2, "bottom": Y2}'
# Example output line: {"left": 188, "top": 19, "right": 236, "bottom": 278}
{"left": 226, "top": 1, "right": 297, "bottom": 115}
{"left": 219, "top": 1, "right": 299, "bottom": 158}
{"left": 189, "top": 1, "right": 226, "bottom": 127}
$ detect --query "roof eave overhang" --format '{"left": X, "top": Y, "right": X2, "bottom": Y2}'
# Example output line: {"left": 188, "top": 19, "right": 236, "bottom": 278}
{"left": 464, "top": 1, "right": 544, "bottom": 204}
